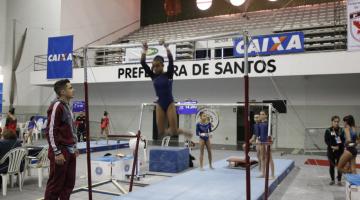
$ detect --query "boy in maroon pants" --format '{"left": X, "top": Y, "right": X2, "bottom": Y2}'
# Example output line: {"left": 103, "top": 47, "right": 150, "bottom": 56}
{"left": 44, "top": 79, "right": 79, "bottom": 200}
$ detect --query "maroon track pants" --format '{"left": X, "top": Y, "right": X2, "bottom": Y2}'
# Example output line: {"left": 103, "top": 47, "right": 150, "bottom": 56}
{"left": 44, "top": 149, "right": 76, "bottom": 200}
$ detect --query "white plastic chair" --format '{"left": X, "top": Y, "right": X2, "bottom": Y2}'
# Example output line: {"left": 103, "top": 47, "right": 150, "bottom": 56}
{"left": 41, "top": 119, "right": 48, "bottom": 133}
{"left": 17, "top": 123, "right": 25, "bottom": 140}
{"left": 26, "top": 146, "right": 49, "bottom": 188}
{"left": 142, "top": 138, "right": 148, "bottom": 163}
{"left": 36, "top": 119, "right": 44, "bottom": 140}
{"left": 0, "top": 118, "right": 6, "bottom": 129}
{"left": 0, "top": 147, "right": 28, "bottom": 196}
{"left": 161, "top": 136, "right": 171, "bottom": 147}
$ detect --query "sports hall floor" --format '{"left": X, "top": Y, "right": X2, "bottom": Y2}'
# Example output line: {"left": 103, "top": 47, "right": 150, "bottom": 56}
{"left": 2, "top": 139, "right": 345, "bottom": 200}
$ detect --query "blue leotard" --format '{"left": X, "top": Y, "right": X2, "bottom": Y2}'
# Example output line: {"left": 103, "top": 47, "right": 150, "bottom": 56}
{"left": 141, "top": 53, "right": 174, "bottom": 112}
{"left": 196, "top": 122, "right": 212, "bottom": 142}
{"left": 253, "top": 123, "right": 260, "bottom": 138}
{"left": 350, "top": 128, "right": 357, "bottom": 143}
{"left": 346, "top": 128, "right": 358, "bottom": 156}
{"left": 258, "top": 122, "right": 269, "bottom": 143}
{"left": 28, "top": 120, "right": 36, "bottom": 130}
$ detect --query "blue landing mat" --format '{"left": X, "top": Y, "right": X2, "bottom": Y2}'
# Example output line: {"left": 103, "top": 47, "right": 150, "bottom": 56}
{"left": 76, "top": 140, "right": 129, "bottom": 154}
{"left": 113, "top": 158, "right": 295, "bottom": 200}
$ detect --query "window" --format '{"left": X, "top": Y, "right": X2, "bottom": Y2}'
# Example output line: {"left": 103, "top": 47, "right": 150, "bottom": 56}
{"left": 195, "top": 49, "right": 211, "bottom": 59}
{"left": 223, "top": 48, "right": 234, "bottom": 58}
{"left": 214, "top": 48, "right": 222, "bottom": 59}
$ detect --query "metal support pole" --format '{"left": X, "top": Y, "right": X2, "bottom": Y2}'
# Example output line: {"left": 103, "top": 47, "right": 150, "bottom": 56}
{"left": 243, "top": 31, "right": 251, "bottom": 200}
{"left": 264, "top": 104, "right": 273, "bottom": 200}
{"left": 129, "top": 104, "right": 145, "bottom": 192}
{"left": 84, "top": 47, "right": 93, "bottom": 200}
{"left": 129, "top": 130, "right": 141, "bottom": 192}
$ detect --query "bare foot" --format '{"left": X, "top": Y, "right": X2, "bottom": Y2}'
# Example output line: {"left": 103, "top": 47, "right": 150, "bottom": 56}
{"left": 199, "top": 167, "right": 205, "bottom": 171}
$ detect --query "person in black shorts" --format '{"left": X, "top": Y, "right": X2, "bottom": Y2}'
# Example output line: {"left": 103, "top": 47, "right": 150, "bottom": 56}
{"left": 75, "top": 112, "right": 86, "bottom": 142}
{"left": 338, "top": 115, "right": 359, "bottom": 174}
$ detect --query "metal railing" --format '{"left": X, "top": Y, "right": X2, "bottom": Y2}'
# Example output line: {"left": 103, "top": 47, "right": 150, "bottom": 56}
{"left": 34, "top": 48, "right": 85, "bottom": 71}
{"left": 34, "top": 31, "right": 241, "bottom": 71}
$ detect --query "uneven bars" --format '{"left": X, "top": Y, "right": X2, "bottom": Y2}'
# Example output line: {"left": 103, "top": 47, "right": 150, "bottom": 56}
{"left": 138, "top": 102, "right": 277, "bottom": 139}
{"left": 88, "top": 31, "right": 241, "bottom": 49}
{"left": 267, "top": 104, "right": 273, "bottom": 137}
{"left": 138, "top": 104, "right": 144, "bottom": 131}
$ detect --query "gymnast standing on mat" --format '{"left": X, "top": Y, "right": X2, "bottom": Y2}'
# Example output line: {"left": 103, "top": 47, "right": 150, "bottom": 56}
{"left": 337, "top": 115, "right": 359, "bottom": 174}
{"left": 141, "top": 40, "right": 192, "bottom": 139}
{"left": 242, "top": 114, "right": 262, "bottom": 171}
{"left": 258, "top": 110, "right": 275, "bottom": 179}
{"left": 251, "top": 114, "right": 262, "bottom": 172}
{"left": 196, "top": 111, "right": 214, "bottom": 170}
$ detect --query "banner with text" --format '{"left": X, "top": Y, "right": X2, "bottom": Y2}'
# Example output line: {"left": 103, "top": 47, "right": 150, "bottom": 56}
{"left": 47, "top": 35, "right": 73, "bottom": 79}
{"left": 30, "top": 51, "right": 360, "bottom": 85}
{"left": 348, "top": 0, "right": 360, "bottom": 51}
{"left": 73, "top": 101, "right": 85, "bottom": 113}
{"left": 176, "top": 100, "right": 198, "bottom": 115}
{"left": 125, "top": 44, "right": 176, "bottom": 63}
{"left": 118, "top": 58, "right": 277, "bottom": 80}
{"left": 233, "top": 32, "right": 305, "bottom": 57}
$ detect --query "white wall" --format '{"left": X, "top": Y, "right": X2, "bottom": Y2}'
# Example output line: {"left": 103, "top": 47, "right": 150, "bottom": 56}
{"left": 2, "top": 0, "right": 61, "bottom": 113}
{"left": 72, "top": 74, "right": 360, "bottom": 106}
{"left": 30, "top": 50, "right": 360, "bottom": 85}
{"left": 69, "top": 74, "right": 360, "bottom": 148}
{"left": 60, "top": 0, "right": 141, "bottom": 49}
{"left": 0, "top": 0, "right": 7, "bottom": 69}
{"left": 1, "top": 0, "right": 141, "bottom": 114}
{"left": 5, "top": 0, "right": 357, "bottom": 148}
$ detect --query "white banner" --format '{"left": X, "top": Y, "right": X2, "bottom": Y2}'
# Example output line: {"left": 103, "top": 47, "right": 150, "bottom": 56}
{"left": 347, "top": 0, "right": 360, "bottom": 51}
{"left": 30, "top": 51, "right": 360, "bottom": 85}
{"left": 195, "top": 38, "right": 233, "bottom": 49}
{"left": 125, "top": 44, "right": 176, "bottom": 63}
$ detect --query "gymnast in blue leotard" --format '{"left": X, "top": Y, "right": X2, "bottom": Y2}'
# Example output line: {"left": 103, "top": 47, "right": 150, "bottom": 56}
{"left": 247, "top": 114, "right": 262, "bottom": 172}
{"left": 338, "top": 115, "right": 359, "bottom": 174}
{"left": 141, "top": 40, "right": 192, "bottom": 139}
{"left": 258, "top": 110, "right": 275, "bottom": 179}
{"left": 196, "top": 111, "right": 214, "bottom": 170}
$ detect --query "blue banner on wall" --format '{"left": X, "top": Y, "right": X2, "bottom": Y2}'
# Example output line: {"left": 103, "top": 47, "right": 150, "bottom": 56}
{"left": 73, "top": 101, "right": 85, "bottom": 113}
{"left": 47, "top": 35, "right": 73, "bottom": 79}
{"left": 176, "top": 100, "right": 198, "bottom": 115}
{"left": 233, "top": 32, "right": 305, "bottom": 57}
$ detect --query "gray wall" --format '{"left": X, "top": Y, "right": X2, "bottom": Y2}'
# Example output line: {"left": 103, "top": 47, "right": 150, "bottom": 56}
{"left": 0, "top": 0, "right": 6, "bottom": 69}
{"left": 8, "top": 73, "right": 360, "bottom": 149}
{"left": 1, "top": 0, "right": 62, "bottom": 110}
{"left": 0, "top": 0, "right": 140, "bottom": 109}
{"left": 2, "top": 0, "right": 358, "bottom": 149}
{"left": 58, "top": 74, "right": 360, "bottom": 149}
{"left": 60, "top": 0, "right": 140, "bottom": 49}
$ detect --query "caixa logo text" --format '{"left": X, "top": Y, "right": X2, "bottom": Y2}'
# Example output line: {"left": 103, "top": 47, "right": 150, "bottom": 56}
{"left": 234, "top": 32, "right": 304, "bottom": 57}
{"left": 48, "top": 53, "right": 72, "bottom": 62}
